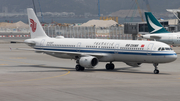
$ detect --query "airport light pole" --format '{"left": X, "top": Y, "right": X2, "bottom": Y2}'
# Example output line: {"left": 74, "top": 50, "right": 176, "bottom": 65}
{"left": 32, "top": 0, "right": 37, "bottom": 15}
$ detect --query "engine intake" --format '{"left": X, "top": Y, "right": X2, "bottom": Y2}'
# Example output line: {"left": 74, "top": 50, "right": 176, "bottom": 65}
{"left": 79, "top": 56, "right": 98, "bottom": 68}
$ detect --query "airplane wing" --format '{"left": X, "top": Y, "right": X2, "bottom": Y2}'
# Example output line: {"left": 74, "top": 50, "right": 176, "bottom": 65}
{"left": 15, "top": 48, "right": 107, "bottom": 58}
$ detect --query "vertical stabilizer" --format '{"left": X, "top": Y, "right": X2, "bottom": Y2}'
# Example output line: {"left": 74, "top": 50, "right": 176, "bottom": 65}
{"left": 145, "top": 12, "right": 169, "bottom": 34}
{"left": 27, "top": 8, "right": 49, "bottom": 38}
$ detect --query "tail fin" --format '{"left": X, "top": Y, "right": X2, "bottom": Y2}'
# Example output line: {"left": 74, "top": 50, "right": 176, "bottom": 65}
{"left": 145, "top": 12, "right": 169, "bottom": 34}
{"left": 27, "top": 8, "right": 49, "bottom": 38}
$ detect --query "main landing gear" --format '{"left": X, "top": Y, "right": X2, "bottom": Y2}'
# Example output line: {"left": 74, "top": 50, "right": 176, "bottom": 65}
{"left": 106, "top": 62, "right": 115, "bottom": 70}
{"left": 153, "top": 63, "right": 159, "bottom": 74}
{"left": 75, "top": 65, "right": 84, "bottom": 71}
{"left": 75, "top": 60, "right": 85, "bottom": 71}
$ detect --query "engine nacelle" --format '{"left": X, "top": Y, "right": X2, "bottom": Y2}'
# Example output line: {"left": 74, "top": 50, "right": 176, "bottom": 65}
{"left": 79, "top": 56, "right": 98, "bottom": 68}
{"left": 141, "top": 35, "right": 150, "bottom": 39}
{"left": 125, "top": 62, "right": 142, "bottom": 67}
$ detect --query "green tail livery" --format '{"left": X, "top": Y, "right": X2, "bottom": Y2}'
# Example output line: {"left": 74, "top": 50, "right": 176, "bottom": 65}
{"left": 145, "top": 12, "right": 169, "bottom": 34}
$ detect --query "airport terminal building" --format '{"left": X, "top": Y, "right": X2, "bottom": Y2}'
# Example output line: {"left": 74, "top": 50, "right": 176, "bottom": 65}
{"left": 124, "top": 20, "right": 180, "bottom": 39}
{"left": 124, "top": 10, "right": 180, "bottom": 40}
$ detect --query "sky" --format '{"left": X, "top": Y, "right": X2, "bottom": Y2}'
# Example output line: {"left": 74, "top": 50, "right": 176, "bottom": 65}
{"left": 0, "top": 0, "right": 179, "bottom": 15}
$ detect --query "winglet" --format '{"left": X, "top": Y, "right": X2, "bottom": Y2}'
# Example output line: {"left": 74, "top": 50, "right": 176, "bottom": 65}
{"left": 145, "top": 12, "right": 169, "bottom": 34}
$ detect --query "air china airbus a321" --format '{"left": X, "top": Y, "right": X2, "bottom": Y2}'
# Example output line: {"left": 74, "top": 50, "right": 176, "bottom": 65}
{"left": 21, "top": 8, "right": 177, "bottom": 74}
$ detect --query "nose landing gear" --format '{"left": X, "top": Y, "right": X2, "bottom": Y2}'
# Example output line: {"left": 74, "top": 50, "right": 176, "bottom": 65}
{"left": 153, "top": 63, "right": 159, "bottom": 74}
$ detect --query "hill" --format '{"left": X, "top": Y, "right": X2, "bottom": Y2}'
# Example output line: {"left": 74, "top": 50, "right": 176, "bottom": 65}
{"left": 0, "top": 0, "right": 180, "bottom": 17}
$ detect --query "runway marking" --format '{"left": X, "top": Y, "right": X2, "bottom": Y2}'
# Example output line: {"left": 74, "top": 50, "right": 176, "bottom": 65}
{"left": 0, "top": 58, "right": 71, "bottom": 83}
{"left": 10, "top": 57, "right": 26, "bottom": 59}
{"left": 0, "top": 64, "right": 8, "bottom": 65}
{"left": 0, "top": 69, "right": 70, "bottom": 84}
{"left": 0, "top": 59, "right": 32, "bottom": 65}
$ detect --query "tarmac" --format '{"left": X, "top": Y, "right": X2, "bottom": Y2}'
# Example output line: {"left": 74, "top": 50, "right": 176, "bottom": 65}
{"left": 0, "top": 43, "right": 180, "bottom": 101}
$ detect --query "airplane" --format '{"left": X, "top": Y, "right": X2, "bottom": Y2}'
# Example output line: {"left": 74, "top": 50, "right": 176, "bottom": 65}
{"left": 20, "top": 8, "right": 177, "bottom": 74}
{"left": 141, "top": 12, "right": 180, "bottom": 45}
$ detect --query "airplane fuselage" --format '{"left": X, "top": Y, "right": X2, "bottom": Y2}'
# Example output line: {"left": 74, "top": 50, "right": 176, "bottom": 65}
{"left": 25, "top": 37, "right": 177, "bottom": 64}
{"left": 142, "top": 33, "right": 180, "bottom": 45}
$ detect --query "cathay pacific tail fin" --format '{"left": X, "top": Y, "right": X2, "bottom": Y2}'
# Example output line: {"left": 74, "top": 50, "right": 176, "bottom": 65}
{"left": 145, "top": 12, "right": 169, "bottom": 34}
{"left": 27, "top": 8, "right": 49, "bottom": 38}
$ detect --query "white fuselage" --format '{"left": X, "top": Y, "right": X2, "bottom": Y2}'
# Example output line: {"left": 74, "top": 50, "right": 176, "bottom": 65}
{"left": 25, "top": 37, "right": 177, "bottom": 64}
{"left": 142, "top": 33, "right": 180, "bottom": 45}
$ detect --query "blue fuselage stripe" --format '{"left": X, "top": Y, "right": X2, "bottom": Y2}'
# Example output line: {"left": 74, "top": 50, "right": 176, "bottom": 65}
{"left": 34, "top": 46, "right": 176, "bottom": 56}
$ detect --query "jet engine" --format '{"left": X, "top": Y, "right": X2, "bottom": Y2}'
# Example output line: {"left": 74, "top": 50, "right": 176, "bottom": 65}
{"left": 125, "top": 62, "right": 142, "bottom": 67}
{"left": 79, "top": 56, "right": 98, "bottom": 68}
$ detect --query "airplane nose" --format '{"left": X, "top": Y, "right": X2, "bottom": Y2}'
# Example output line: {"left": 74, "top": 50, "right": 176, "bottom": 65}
{"left": 173, "top": 54, "right": 177, "bottom": 60}
{"left": 169, "top": 53, "right": 177, "bottom": 62}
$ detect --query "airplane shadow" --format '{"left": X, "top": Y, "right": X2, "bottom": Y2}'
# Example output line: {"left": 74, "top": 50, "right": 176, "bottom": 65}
{"left": 8, "top": 64, "right": 171, "bottom": 75}
{"left": 85, "top": 67, "right": 170, "bottom": 75}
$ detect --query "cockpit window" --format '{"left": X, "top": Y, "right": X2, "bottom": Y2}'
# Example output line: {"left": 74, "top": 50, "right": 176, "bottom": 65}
{"left": 158, "top": 48, "right": 161, "bottom": 51}
{"left": 161, "top": 48, "right": 165, "bottom": 51}
{"left": 158, "top": 47, "right": 173, "bottom": 51}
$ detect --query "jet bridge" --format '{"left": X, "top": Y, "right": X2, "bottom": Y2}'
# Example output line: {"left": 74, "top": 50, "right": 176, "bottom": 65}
{"left": 167, "top": 9, "right": 180, "bottom": 32}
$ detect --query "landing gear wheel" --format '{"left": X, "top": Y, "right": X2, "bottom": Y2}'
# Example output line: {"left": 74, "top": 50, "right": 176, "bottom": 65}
{"left": 80, "top": 67, "right": 85, "bottom": 71}
{"left": 110, "top": 64, "right": 114, "bottom": 70}
{"left": 106, "top": 64, "right": 110, "bottom": 70}
{"left": 76, "top": 65, "right": 81, "bottom": 71}
{"left": 106, "top": 63, "right": 115, "bottom": 70}
{"left": 154, "top": 69, "right": 159, "bottom": 74}
{"left": 76, "top": 65, "right": 84, "bottom": 71}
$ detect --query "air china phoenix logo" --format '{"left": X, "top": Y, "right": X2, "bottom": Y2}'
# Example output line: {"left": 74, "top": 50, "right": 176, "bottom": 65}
{"left": 30, "top": 19, "right": 37, "bottom": 32}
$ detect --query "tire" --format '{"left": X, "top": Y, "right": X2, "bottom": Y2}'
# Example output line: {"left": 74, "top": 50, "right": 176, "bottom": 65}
{"left": 80, "top": 67, "right": 85, "bottom": 71}
{"left": 154, "top": 70, "right": 159, "bottom": 74}
{"left": 76, "top": 65, "right": 85, "bottom": 71}
{"left": 76, "top": 65, "right": 81, "bottom": 71}
{"left": 110, "top": 64, "right": 115, "bottom": 70}
{"left": 106, "top": 64, "right": 110, "bottom": 70}
{"left": 106, "top": 64, "right": 114, "bottom": 70}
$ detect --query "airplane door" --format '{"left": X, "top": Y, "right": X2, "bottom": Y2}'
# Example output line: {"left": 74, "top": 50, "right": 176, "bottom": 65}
{"left": 177, "top": 35, "right": 180, "bottom": 45}
{"left": 40, "top": 39, "right": 45, "bottom": 47}
{"left": 114, "top": 44, "right": 119, "bottom": 54}
{"left": 76, "top": 42, "right": 81, "bottom": 52}
{"left": 147, "top": 43, "right": 154, "bottom": 55}
{"left": 168, "top": 35, "right": 174, "bottom": 44}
